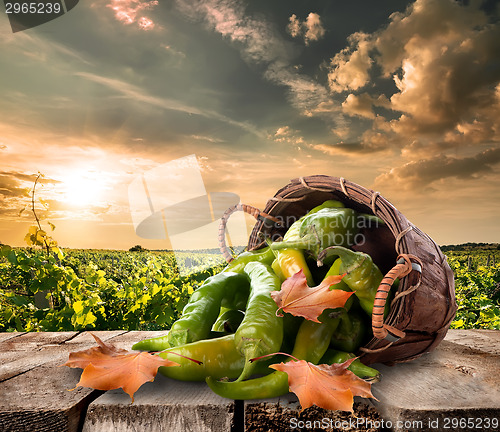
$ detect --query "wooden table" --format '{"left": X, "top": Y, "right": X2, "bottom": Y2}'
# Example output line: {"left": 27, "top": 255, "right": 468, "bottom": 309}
{"left": 1, "top": 330, "right": 499, "bottom": 432}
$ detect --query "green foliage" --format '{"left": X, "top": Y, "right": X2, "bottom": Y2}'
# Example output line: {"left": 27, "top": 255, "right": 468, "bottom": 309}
{"left": 2, "top": 240, "right": 499, "bottom": 332}
{"left": 21, "top": 173, "right": 63, "bottom": 259}
{"left": 446, "top": 249, "right": 500, "bottom": 330}
{"left": 0, "top": 172, "right": 225, "bottom": 332}
{"left": 0, "top": 247, "right": 224, "bottom": 332}
{"left": 129, "top": 245, "right": 148, "bottom": 252}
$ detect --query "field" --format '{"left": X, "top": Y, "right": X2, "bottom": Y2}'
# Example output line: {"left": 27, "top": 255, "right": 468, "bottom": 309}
{"left": 443, "top": 245, "right": 500, "bottom": 330}
{"left": 1, "top": 244, "right": 499, "bottom": 332}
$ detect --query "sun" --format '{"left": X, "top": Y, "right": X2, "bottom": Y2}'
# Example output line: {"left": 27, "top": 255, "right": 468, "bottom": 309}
{"left": 60, "top": 172, "right": 104, "bottom": 207}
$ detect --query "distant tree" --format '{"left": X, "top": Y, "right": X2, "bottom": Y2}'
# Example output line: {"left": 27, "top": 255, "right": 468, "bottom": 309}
{"left": 129, "top": 245, "right": 148, "bottom": 252}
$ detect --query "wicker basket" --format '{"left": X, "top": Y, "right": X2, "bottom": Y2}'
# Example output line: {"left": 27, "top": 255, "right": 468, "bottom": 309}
{"left": 219, "top": 175, "right": 457, "bottom": 365}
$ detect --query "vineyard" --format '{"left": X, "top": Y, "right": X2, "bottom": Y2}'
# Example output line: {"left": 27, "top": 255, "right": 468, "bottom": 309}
{"left": 1, "top": 244, "right": 499, "bottom": 332}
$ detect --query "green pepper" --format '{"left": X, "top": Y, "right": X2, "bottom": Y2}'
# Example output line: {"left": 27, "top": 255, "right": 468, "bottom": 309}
{"left": 233, "top": 261, "right": 284, "bottom": 382}
{"left": 207, "top": 366, "right": 290, "bottom": 400}
{"left": 158, "top": 334, "right": 246, "bottom": 381}
{"left": 291, "top": 309, "right": 344, "bottom": 363}
{"left": 319, "top": 349, "right": 380, "bottom": 382}
{"left": 271, "top": 207, "right": 359, "bottom": 259}
{"left": 168, "top": 271, "right": 250, "bottom": 347}
{"left": 273, "top": 218, "right": 315, "bottom": 285}
{"left": 206, "top": 308, "right": 343, "bottom": 400}
{"left": 324, "top": 257, "right": 350, "bottom": 291}
{"left": 291, "top": 256, "right": 354, "bottom": 363}
{"left": 279, "top": 312, "right": 303, "bottom": 354}
{"left": 318, "top": 246, "right": 384, "bottom": 317}
{"left": 222, "top": 246, "right": 275, "bottom": 274}
{"left": 329, "top": 310, "right": 368, "bottom": 353}
{"left": 212, "top": 309, "right": 245, "bottom": 333}
{"left": 132, "top": 330, "right": 231, "bottom": 352}
{"left": 272, "top": 200, "right": 344, "bottom": 285}
{"left": 271, "top": 258, "right": 285, "bottom": 281}
{"left": 207, "top": 260, "right": 353, "bottom": 400}
{"left": 132, "top": 333, "right": 172, "bottom": 352}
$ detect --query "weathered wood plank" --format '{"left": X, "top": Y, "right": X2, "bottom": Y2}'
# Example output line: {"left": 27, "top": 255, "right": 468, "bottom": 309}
{"left": 0, "top": 332, "right": 78, "bottom": 381}
{"left": 0, "top": 331, "right": 143, "bottom": 432}
{"left": 1, "top": 331, "right": 77, "bottom": 352}
{"left": 82, "top": 374, "right": 236, "bottom": 432}
{"left": 444, "top": 328, "right": 500, "bottom": 355}
{"left": 370, "top": 339, "right": 500, "bottom": 432}
{"left": 1, "top": 330, "right": 499, "bottom": 432}
{"left": 0, "top": 332, "right": 25, "bottom": 343}
{"left": 0, "top": 359, "right": 99, "bottom": 432}
{"left": 0, "top": 331, "right": 128, "bottom": 382}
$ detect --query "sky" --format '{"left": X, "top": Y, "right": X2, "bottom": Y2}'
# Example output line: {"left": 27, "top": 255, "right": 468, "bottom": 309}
{"left": 0, "top": 0, "right": 499, "bottom": 251}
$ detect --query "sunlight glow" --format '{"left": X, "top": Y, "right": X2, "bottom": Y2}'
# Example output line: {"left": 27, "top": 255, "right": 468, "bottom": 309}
{"left": 60, "top": 172, "right": 104, "bottom": 207}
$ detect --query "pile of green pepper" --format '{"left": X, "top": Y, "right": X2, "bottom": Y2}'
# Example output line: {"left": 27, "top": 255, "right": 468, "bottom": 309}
{"left": 133, "top": 199, "right": 389, "bottom": 400}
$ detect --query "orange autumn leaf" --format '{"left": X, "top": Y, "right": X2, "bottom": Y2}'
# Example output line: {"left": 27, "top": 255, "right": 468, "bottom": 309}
{"left": 270, "top": 269, "right": 353, "bottom": 322}
{"left": 270, "top": 358, "right": 375, "bottom": 413}
{"left": 62, "top": 333, "right": 179, "bottom": 402}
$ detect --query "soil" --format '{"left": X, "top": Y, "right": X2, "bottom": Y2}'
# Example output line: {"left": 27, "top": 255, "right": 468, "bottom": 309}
{"left": 245, "top": 400, "right": 386, "bottom": 432}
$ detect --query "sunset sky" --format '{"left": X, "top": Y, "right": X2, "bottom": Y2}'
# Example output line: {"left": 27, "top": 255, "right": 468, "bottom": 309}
{"left": 1, "top": 0, "right": 499, "bottom": 251}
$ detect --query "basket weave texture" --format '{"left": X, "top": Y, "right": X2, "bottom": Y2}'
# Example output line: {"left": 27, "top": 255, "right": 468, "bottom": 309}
{"left": 247, "top": 175, "right": 457, "bottom": 365}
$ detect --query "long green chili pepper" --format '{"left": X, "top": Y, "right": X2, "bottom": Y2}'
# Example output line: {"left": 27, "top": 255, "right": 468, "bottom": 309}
{"left": 271, "top": 200, "right": 347, "bottom": 282}
{"left": 271, "top": 258, "right": 285, "bottom": 281}
{"left": 329, "top": 310, "right": 368, "bottom": 353}
{"left": 279, "top": 312, "right": 303, "bottom": 354}
{"left": 132, "top": 333, "right": 172, "bottom": 352}
{"left": 271, "top": 207, "right": 359, "bottom": 259}
{"left": 158, "top": 334, "right": 246, "bottom": 381}
{"left": 273, "top": 218, "right": 315, "bottom": 285}
{"left": 168, "top": 271, "right": 250, "bottom": 347}
{"left": 324, "top": 257, "right": 350, "bottom": 291}
{"left": 318, "top": 246, "right": 384, "bottom": 317}
{"left": 319, "top": 349, "right": 380, "bottom": 382}
{"left": 291, "top": 309, "right": 344, "bottom": 363}
{"left": 207, "top": 262, "right": 353, "bottom": 400}
{"left": 206, "top": 308, "right": 344, "bottom": 400}
{"left": 222, "top": 246, "right": 275, "bottom": 274}
{"left": 132, "top": 330, "right": 231, "bottom": 352}
{"left": 207, "top": 366, "right": 290, "bottom": 400}
{"left": 212, "top": 309, "right": 245, "bottom": 333}
{"left": 291, "top": 257, "right": 354, "bottom": 363}
{"left": 233, "top": 261, "right": 284, "bottom": 382}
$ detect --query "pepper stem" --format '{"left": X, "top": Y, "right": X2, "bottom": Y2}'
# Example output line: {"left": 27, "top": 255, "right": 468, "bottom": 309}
{"left": 270, "top": 234, "right": 318, "bottom": 251}
{"left": 317, "top": 246, "right": 365, "bottom": 274}
{"left": 235, "top": 345, "right": 261, "bottom": 382}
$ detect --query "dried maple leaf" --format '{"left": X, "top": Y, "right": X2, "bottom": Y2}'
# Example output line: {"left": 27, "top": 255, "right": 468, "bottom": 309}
{"left": 270, "top": 270, "right": 353, "bottom": 322}
{"left": 270, "top": 358, "right": 375, "bottom": 413}
{"left": 62, "top": 333, "right": 179, "bottom": 402}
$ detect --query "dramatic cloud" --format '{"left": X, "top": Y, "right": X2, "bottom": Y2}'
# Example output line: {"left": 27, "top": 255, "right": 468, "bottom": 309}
{"left": 328, "top": 0, "right": 500, "bottom": 145}
{"left": 327, "top": 32, "right": 373, "bottom": 93}
{"left": 342, "top": 93, "right": 377, "bottom": 119}
{"left": 270, "top": 126, "right": 305, "bottom": 148}
{"left": 106, "top": 0, "right": 158, "bottom": 30}
{"left": 176, "top": 0, "right": 341, "bottom": 124}
{"left": 374, "top": 147, "right": 500, "bottom": 191}
{"left": 287, "top": 14, "right": 301, "bottom": 38}
{"left": 0, "top": 173, "right": 28, "bottom": 198}
{"left": 287, "top": 13, "right": 326, "bottom": 45}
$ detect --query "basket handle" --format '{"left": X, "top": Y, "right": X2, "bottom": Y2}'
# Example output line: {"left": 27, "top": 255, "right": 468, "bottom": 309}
{"left": 218, "top": 204, "right": 283, "bottom": 263}
{"left": 372, "top": 254, "right": 422, "bottom": 342}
